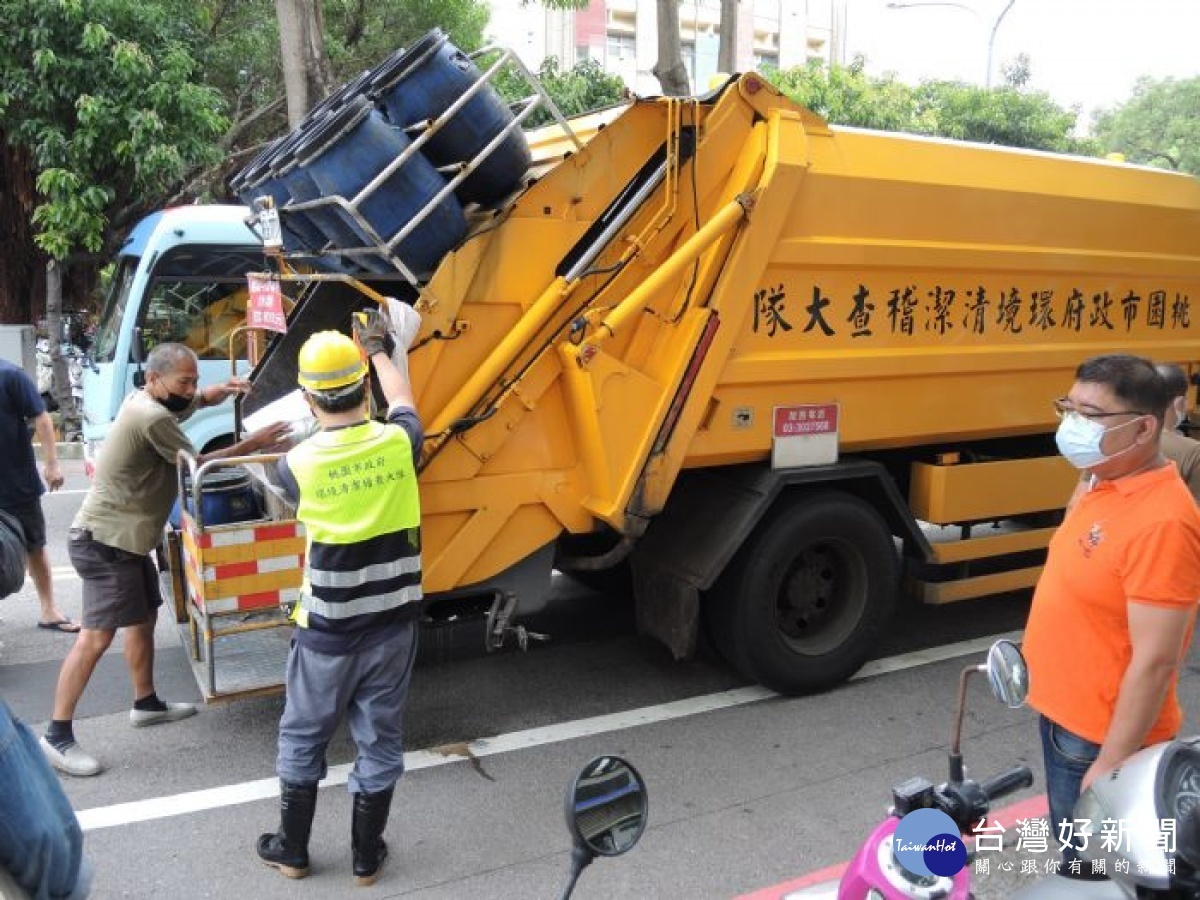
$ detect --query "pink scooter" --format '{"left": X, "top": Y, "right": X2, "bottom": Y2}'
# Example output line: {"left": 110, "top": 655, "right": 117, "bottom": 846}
{"left": 788, "top": 639, "right": 1034, "bottom": 900}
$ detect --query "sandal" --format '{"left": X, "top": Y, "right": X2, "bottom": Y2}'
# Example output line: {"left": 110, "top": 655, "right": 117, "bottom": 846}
{"left": 37, "top": 619, "right": 81, "bottom": 634}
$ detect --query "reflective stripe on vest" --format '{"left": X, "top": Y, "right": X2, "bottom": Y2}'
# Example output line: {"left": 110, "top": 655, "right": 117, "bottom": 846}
{"left": 286, "top": 420, "right": 422, "bottom": 631}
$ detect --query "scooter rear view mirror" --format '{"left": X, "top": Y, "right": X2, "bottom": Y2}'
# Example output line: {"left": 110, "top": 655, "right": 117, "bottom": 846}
{"left": 985, "top": 638, "right": 1029, "bottom": 709}
{"left": 559, "top": 755, "right": 648, "bottom": 899}
{"left": 949, "top": 639, "right": 1030, "bottom": 783}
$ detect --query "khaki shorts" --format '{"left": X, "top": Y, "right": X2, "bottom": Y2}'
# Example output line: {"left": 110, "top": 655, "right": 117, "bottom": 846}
{"left": 67, "top": 530, "right": 162, "bottom": 630}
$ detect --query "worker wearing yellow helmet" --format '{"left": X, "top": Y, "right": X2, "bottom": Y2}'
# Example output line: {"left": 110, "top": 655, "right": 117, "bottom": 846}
{"left": 295, "top": 330, "right": 369, "bottom": 395}
{"left": 257, "top": 305, "right": 424, "bottom": 887}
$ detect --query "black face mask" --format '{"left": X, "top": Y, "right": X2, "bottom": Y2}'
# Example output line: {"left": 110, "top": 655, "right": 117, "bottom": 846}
{"left": 158, "top": 392, "right": 192, "bottom": 414}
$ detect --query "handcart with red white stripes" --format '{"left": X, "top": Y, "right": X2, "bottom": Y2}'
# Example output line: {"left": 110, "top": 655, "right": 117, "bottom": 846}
{"left": 166, "top": 450, "right": 304, "bottom": 702}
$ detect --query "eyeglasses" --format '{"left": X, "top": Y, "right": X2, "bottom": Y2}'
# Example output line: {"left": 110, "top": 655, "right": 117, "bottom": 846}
{"left": 1052, "top": 398, "right": 1146, "bottom": 421}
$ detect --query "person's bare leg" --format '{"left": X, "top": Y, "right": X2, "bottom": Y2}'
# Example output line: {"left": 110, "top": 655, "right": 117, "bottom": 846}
{"left": 29, "top": 546, "right": 72, "bottom": 625}
{"left": 51, "top": 629, "right": 116, "bottom": 721}
{"left": 125, "top": 614, "right": 158, "bottom": 700}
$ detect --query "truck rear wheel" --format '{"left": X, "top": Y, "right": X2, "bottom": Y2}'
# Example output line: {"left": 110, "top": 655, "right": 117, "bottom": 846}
{"left": 707, "top": 492, "right": 898, "bottom": 695}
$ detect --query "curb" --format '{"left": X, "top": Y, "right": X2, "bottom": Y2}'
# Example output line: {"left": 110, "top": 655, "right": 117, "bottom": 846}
{"left": 34, "top": 442, "right": 85, "bottom": 461}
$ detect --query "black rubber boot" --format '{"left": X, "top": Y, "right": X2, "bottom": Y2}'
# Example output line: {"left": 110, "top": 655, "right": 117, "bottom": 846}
{"left": 351, "top": 787, "right": 394, "bottom": 886}
{"left": 257, "top": 781, "right": 319, "bottom": 879}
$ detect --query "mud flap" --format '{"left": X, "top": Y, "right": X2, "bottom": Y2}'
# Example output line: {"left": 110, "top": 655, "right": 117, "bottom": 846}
{"left": 630, "top": 553, "right": 700, "bottom": 661}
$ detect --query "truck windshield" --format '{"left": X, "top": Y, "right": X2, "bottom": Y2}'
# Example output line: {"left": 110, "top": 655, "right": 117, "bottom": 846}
{"left": 139, "top": 275, "right": 252, "bottom": 360}
{"left": 92, "top": 257, "right": 138, "bottom": 363}
{"left": 93, "top": 246, "right": 273, "bottom": 364}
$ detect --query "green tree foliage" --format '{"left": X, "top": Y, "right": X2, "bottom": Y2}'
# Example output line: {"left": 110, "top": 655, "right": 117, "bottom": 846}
{"left": 1092, "top": 76, "right": 1200, "bottom": 176}
{"left": 494, "top": 57, "right": 628, "bottom": 128}
{"left": 769, "top": 57, "right": 914, "bottom": 133}
{"left": 910, "top": 81, "right": 1085, "bottom": 154}
{"left": 321, "top": 0, "right": 489, "bottom": 78}
{"left": 765, "top": 55, "right": 1095, "bottom": 157}
{"left": 0, "top": 0, "right": 228, "bottom": 258}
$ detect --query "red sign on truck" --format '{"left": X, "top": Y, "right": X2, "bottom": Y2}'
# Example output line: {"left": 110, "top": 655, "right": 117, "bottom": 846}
{"left": 773, "top": 404, "right": 839, "bottom": 437}
{"left": 246, "top": 273, "right": 287, "bottom": 334}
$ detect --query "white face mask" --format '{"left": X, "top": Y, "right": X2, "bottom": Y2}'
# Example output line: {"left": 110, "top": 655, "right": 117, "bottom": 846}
{"left": 1055, "top": 413, "right": 1143, "bottom": 470}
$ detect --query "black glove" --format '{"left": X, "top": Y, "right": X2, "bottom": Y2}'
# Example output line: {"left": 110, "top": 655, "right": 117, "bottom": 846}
{"left": 353, "top": 307, "right": 395, "bottom": 358}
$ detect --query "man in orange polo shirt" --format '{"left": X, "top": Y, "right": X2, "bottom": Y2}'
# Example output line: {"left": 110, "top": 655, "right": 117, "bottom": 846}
{"left": 1024, "top": 354, "right": 1200, "bottom": 870}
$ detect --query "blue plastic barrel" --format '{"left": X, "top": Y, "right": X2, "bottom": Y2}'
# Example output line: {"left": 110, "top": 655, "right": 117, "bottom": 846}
{"left": 303, "top": 70, "right": 373, "bottom": 126}
{"left": 272, "top": 142, "right": 374, "bottom": 260}
{"left": 292, "top": 95, "right": 467, "bottom": 277}
{"left": 169, "top": 469, "right": 262, "bottom": 530}
{"left": 230, "top": 131, "right": 295, "bottom": 210}
{"left": 368, "top": 28, "right": 531, "bottom": 206}
{"left": 228, "top": 137, "right": 279, "bottom": 198}
{"left": 233, "top": 130, "right": 330, "bottom": 254}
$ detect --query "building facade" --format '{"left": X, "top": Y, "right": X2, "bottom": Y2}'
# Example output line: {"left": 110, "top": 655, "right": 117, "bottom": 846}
{"left": 486, "top": 0, "right": 847, "bottom": 96}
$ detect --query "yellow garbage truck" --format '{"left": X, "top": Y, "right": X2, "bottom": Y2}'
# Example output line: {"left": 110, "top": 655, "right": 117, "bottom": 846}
{"left": 152, "top": 63, "right": 1200, "bottom": 701}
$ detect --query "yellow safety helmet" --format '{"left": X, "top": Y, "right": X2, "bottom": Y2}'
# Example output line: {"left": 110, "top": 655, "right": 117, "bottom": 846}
{"left": 296, "top": 330, "right": 367, "bottom": 392}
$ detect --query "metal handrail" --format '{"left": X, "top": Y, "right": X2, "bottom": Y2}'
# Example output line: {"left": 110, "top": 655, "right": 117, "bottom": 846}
{"left": 474, "top": 47, "right": 583, "bottom": 153}
{"left": 285, "top": 95, "right": 542, "bottom": 281}
{"left": 266, "top": 43, "right": 573, "bottom": 287}
{"left": 175, "top": 449, "right": 286, "bottom": 530}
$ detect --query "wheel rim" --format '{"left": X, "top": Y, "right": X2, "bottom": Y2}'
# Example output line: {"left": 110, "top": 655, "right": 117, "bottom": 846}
{"left": 774, "top": 537, "right": 869, "bottom": 655}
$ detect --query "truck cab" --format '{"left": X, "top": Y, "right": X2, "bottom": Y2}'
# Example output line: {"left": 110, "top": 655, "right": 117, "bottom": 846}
{"left": 82, "top": 206, "right": 261, "bottom": 474}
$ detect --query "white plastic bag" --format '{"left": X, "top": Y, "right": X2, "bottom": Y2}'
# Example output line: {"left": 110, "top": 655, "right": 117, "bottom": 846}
{"left": 382, "top": 297, "right": 422, "bottom": 375}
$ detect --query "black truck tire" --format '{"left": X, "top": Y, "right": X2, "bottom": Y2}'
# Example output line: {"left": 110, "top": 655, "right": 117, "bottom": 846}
{"left": 706, "top": 491, "right": 898, "bottom": 695}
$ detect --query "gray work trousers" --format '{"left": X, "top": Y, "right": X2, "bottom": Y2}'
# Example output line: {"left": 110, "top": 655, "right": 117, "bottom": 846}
{"left": 276, "top": 619, "right": 419, "bottom": 795}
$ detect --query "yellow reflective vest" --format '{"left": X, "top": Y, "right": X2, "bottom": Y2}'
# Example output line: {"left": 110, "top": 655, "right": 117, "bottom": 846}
{"left": 286, "top": 419, "right": 422, "bottom": 633}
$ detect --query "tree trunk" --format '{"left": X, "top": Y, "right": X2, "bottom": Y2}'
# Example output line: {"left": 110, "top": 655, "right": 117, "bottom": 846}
{"left": 0, "top": 140, "right": 42, "bottom": 325}
{"left": 652, "top": 0, "right": 690, "bottom": 96}
{"left": 718, "top": 0, "right": 739, "bottom": 74}
{"left": 45, "top": 260, "right": 72, "bottom": 424}
{"left": 274, "top": 0, "right": 333, "bottom": 128}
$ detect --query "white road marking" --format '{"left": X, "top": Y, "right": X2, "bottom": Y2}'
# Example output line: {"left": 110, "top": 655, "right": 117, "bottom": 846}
{"left": 75, "top": 629, "right": 1022, "bottom": 832}
{"left": 49, "top": 564, "right": 566, "bottom": 588}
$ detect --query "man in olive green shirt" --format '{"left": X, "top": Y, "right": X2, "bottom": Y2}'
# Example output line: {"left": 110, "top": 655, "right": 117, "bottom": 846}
{"left": 1156, "top": 363, "right": 1200, "bottom": 503}
{"left": 41, "top": 343, "right": 290, "bottom": 777}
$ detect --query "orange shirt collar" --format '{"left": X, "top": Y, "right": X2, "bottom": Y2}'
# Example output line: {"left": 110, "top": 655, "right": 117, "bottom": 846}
{"left": 1088, "top": 461, "right": 1176, "bottom": 498}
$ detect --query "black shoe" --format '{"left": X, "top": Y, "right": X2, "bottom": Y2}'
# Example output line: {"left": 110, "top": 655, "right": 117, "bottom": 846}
{"left": 256, "top": 831, "right": 310, "bottom": 879}
{"left": 352, "top": 787, "right": 394, "bottom": 886}
{"left": 257, "top": 781, "right": 318, "bottom": 879}
{"left": 354, "top": 839, "right": 388, "bottom": 887}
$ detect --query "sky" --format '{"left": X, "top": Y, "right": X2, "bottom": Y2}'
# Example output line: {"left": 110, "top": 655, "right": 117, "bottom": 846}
{"left": 842, "top": 0, "right": 1200, "bottom": 127}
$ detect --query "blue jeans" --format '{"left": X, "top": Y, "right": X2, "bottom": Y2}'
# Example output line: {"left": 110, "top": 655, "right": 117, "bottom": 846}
{"left": 1039, "top": 715, "right": 1101, "bottom": 867}
{"left": 0, "top": 701, "right": 91, "bottom": 899}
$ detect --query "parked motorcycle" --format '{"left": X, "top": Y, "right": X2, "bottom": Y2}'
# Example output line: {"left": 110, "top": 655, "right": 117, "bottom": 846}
{"left": 787, "top": 639, "right": 1034, "bottom": 899}
{"left": 559, "top": 755, "right": 648, "bottom": 899}
{"left": 35, "top": 338, "right": 84, "bottom": 411}
{"left": 1011, "top": 737, "right": 1200, "bottom": 898}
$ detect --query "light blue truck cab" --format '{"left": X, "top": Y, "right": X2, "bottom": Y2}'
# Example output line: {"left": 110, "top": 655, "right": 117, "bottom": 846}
{"left": 82, "top": 205, "right": 263, "bottom": 475}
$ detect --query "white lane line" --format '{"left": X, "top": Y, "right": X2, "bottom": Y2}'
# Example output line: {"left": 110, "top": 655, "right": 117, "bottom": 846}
{"left": 75, "top": 628, "right": 1023, "bottom": 832}
{"left": 44, "top": 489, "right": 90, "bottom": 496}
{"left": 853, "top": 630, "right": 1023, "bottom": 679}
